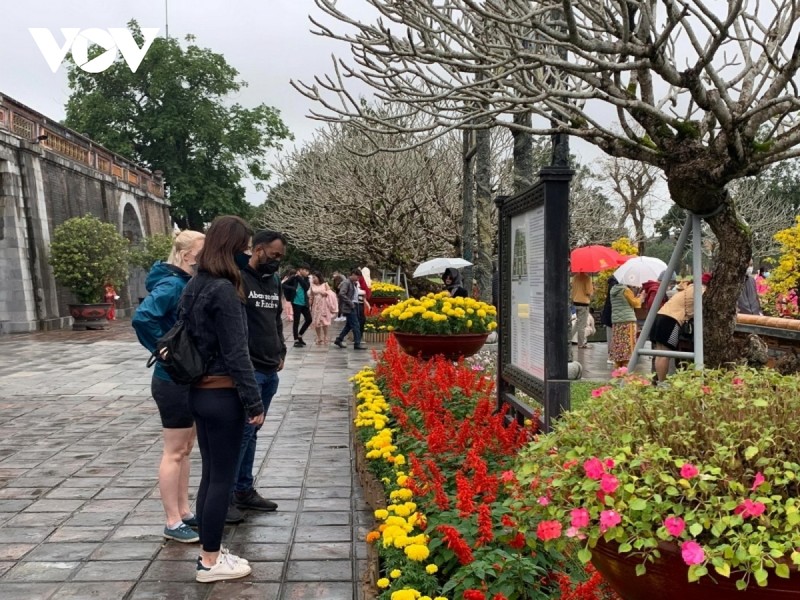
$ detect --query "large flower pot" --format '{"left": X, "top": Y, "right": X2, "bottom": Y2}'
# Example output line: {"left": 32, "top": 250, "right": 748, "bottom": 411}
{"left": 371, "top": 296, "right": 401, "bottom": 308}
{"left": 69, "top": 303, "right": 113, "bottom": 331}
{"left": 591, "top": 540, "right": 800, "bottom": 600}
{"left": 392, "top": 332, "right": 489, "bottom": 361}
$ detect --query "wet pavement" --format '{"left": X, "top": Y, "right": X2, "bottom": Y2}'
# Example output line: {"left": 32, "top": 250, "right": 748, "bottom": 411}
{"left": 0, "top": 320, "right": 373, "bottom": 600}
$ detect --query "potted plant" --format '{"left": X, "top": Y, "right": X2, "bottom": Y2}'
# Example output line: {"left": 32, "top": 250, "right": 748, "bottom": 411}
{"left": 509, "top": 367, "right": 800, "bottom": 599}
{"left": 370, "top": 281, "right": 407, "bottom": 308}
{"left": 380, "top": 292, "right": 497, "bottom": 360}
{"left": 49, "top": 215, "right": 130, "bottom": 330}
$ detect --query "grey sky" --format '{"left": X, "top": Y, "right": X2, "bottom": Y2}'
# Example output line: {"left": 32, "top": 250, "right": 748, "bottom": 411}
{"left": 0, "top": 0, "right": 377, "bottom": 204}
{"left": 1, "top": 0, "right": 661, "bottom": 225}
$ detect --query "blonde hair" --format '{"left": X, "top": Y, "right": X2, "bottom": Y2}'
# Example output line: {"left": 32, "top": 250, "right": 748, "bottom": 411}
{"left": 167, "top": 230, "right": 205, "bottom": 267}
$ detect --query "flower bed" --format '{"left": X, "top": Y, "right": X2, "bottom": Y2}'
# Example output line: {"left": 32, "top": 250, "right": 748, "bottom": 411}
{"left": 373, "top": 282, "right": 407, "bottom": 300}
{"left": 509, "top": 366, "right": 800, "bottom": 593}
{"left": 353, "top": 337, "right": 619, "bottom": 600}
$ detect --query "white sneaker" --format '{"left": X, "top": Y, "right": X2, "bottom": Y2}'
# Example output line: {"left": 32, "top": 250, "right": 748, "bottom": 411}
{"left": 221, "top": 546, "right": 249, "bottom": 564}
{"left": 195, "top": 552, "right": 252, "bottom": 582}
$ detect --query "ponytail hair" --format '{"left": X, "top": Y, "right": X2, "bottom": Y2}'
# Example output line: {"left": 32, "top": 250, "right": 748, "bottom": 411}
{"left": 167, "top": 230, "right": 205, "bottom": 267}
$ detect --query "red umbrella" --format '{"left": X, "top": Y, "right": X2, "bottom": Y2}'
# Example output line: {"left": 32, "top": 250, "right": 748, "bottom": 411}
{"left": 570, "top": 245, "right": 629, "bottom": 273}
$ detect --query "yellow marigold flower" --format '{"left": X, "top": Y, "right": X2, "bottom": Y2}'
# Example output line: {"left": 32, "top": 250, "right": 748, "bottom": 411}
{"left": 374, "top": 509, "right": 389, "bottom": 520}
{"left": 434, "top": 597, "right": 449, "bottom": 600}
{"left": 425, "top": 564, "right": 439, "bottom": 574}
{"left": 393, "top": 535, "right": 411, "bottom": 548}
{"left": 404, "top": 543, "right": 430, "bottom": 561}
{"left": 421, "top": 597, "right": 432, "bottom": 600}
{"left": 394, "top": 454, "right": 406, "bottom": 466}
{"left": 466, "top": 320, "right": 473, "bottom": 328}
{"left": 397, "top": 474, "right": 409, "bottom": 486}
{"left": 366, "top": 531, "right": 381, "bottom": 543}
{"left": 377, "top": 577, "right": 390, "bottom": 588}
{"left": 385, "top": 516, "right": 408, "bottom": 527}
{"left": 391, "top": 590, "right": 421, "bottom": 600}
{"left": 387, "top": 325, "right": 395, "bottom": 331}
{"left": 477, "top": 309, "right": 486, "bottom": 318}
{"left": 390, "top": 568, "right": 402, "bottom": 579}
{"left": 393, "top": 504, "right": 412, "bottom": 517}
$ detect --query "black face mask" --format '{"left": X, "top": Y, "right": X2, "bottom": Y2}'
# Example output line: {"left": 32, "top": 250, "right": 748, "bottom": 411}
{"left": 258, "top": 258, "right": 280, "bottom": 276}
{"left": 234, "top": 252, "right": 251, "bottom": 270}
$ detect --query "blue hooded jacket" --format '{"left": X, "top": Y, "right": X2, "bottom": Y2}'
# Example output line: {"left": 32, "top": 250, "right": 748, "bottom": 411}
{"left": 132, "top": 261, "right": 191, "bottom": 381}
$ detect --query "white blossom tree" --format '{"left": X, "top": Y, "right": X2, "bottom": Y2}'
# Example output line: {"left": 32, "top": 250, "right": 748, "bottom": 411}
{"left": 296, "top": 0, "right": 800, "bottom": 365}
{"left": 259, "top": 118, "right": 462, "bottom": 271}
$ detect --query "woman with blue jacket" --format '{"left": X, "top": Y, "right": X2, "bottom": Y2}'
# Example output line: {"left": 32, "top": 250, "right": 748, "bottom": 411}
{"left": 132, "top": 230, "right": 205, "bottom": 544}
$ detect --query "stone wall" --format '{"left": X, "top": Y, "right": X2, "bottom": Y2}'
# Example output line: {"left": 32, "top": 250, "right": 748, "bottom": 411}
{"left": 0, "top": 129, "right": 171, "bottom": 333}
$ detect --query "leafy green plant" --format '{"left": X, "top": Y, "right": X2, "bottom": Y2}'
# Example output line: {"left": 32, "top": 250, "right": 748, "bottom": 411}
{"left": 510, "top": 366, "right": 800, "bottom": 589}
{"left": 49, "top": 215, "right": 129, "bottom": 304}
{"left": 128, "top": 233, "right": 174, "bottom": 272}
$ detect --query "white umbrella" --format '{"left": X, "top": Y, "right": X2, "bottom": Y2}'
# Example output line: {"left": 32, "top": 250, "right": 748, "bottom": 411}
{"left": 613, "top": 256, "right": 668, "bottom": 287}
{"left": 413, "top": 257, "right": 472, "bottom": 278}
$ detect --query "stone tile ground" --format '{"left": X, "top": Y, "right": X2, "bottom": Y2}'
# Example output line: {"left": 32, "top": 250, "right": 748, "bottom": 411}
{"left": 0, "top": 320, "right": 373, "bottom": 599}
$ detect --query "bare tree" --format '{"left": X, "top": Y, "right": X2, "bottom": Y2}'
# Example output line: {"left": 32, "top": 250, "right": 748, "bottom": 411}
{"left": 603, "top": 156, "right": 662, "bottom": 253}
{"left": 296, "top": 0, "right": 800, "bottom": 365}
{"left": 726, "top": 178, "right": 797, "bottom": 261}
{"left": 260, "top": 117, "right": 462, "bottom": 272}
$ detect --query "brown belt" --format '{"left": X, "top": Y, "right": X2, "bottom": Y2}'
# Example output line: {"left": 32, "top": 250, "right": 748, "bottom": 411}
{"left": 193, "top": 375, "right": 235, "bottom": 389}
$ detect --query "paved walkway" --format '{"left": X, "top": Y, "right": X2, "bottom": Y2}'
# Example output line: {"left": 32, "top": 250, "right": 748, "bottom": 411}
{"left": 0, "top": 320, "right": 372, "bottom": 600}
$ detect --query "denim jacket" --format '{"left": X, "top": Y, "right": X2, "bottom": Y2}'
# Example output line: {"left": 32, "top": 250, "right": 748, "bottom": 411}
{"left": 179, "top": 271, "right": 263, "bottom": 418}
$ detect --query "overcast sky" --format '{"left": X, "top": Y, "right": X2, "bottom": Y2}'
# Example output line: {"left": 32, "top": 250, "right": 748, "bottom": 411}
{"left": 0, "top": 0, "right": 382, "bottom": 204}
{"left": 1, "top": 0, "right": 648, "bottom": 217}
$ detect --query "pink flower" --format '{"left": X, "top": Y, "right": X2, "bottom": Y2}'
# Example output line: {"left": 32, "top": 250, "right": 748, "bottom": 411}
{"left": 536, "top": 520, "right": 562, "bottom": 541}
{"left": 537, "top": 496, "right": 550, "bottom": 506}
{"left": 471, "top": 364, "right": 484, "bottom": 371}
{"left": 611, "top": 366, "right": 628, "bottom": 378}
{"left": 599, "top": 510, "right": 621, "bottom": 532}
{"left": 751, "top": 472, "right": 765, "bottom": 491}
{"left": 734, "top": 499, "right": 766, "bottom": 519}
{"left": 680, "top": 463, "right": 699, "bottom": 479}
{"left": 600, "top": 473, "right": 619, "bottom": 494}
{"left": 570, "top": 508, "right": 590, "bottom": 529}
{"left": 583, "top": 457, "right": 605, "bottom": 480}
{"left": 733, "top": 377, "right": 744, "bottom": 386}
{"left": 565, "top": 526, "right": 586, "bottom": 539}
{"left": 681, "top": 540, "right": 705, "bottom": 565}
{"left": 591, "top": 386, "right": 610, "bottom": 398}
{"left": 604, "top": 458, "right": 616, "bottom": 469}
{"left": 664, "top": 516, "right": 686, "bottom": 537}
{"left": 501, "top": 470, "right": 516, "bottom": 483}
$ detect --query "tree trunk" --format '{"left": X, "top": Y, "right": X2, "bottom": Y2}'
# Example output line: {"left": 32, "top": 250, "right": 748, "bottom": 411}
{"left": 667, "top": 180, "right": 751, "bottom": 367}
{"left": 512, "top": 113, "right": 534, "bottom": 195}
{"left": 703, "top": 201, "right": 752, "bottom": 366}
{"left": 474, "top": 126, "right": 493, "bottom": 302}
{"left": 461, "top": 128, "right": 476, "bottom": 291}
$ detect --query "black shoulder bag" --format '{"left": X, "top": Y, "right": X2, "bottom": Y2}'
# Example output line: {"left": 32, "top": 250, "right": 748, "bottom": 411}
{"left": 146, "top": 283, "right": 210, "bottom": 385}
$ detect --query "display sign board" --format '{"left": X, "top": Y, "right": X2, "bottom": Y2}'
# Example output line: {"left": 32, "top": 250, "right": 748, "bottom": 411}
{"left": 496, "top": 168, "right": 572, "bottom": 431}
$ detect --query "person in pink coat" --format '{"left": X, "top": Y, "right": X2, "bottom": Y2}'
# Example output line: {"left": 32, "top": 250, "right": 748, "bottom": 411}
{"left": 309, "top": 271, "right": 337, "bottom": 345}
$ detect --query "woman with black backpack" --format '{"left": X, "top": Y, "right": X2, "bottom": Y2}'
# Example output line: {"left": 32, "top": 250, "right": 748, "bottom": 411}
{"left": 180, "top": 215, "right": 265, "bottom": 583}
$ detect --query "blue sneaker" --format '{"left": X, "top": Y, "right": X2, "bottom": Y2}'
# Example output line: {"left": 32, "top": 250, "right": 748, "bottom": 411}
{"left": 163, "top": 523, "right": 200, "bottom": 543}
{"left": 182, "top": 515, "right": 198, "bottom": 529}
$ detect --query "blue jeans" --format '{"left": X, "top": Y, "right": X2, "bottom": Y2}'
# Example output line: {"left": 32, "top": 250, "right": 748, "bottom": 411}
{"left": 336, "top": 311, "right": 362, "bottom": 345}
{"left": 233, "top": 370, "right": 279, "bottom": 494}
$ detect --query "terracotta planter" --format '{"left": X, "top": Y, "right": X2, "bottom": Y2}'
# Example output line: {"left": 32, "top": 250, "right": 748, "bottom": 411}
{"left": 69, "top": 303, "right": 113, "bottom": 331}
{"left": 370, "top": 296, "right": 401, "bottom": 308}
{"left": 392, "top": 332, "right": 489, "bottom": 361}
{"left": 592, "top": 539, "right": 800, "bottom": 600}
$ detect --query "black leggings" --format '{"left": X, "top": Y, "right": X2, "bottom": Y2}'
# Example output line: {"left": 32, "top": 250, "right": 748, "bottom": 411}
{"left": 189, "top": 387, "right": 244, "bottom": 553}
{"left": 292, "top": 304, "right": 312, "bottom": 340}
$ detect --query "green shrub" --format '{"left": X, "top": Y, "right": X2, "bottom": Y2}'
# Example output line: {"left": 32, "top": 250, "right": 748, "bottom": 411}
{"left": 49, "top": 215, "right": 129, "bottom": 304}
{"left": 128, "top": 233, "right": 174, "bottom": 272}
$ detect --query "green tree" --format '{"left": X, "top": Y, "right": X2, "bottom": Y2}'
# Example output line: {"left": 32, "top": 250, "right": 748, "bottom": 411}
{"left": 64, "top": 20, "right": 292, "bottom": 229}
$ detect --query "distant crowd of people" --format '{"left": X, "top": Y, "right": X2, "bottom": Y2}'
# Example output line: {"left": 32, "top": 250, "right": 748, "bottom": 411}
{"left": 570, "top": 258, "right": 782, "bottom": 383}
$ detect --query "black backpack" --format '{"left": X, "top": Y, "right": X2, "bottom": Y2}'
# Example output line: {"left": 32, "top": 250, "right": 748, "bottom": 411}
{"left": 146, "top": 283, "right": 210, "bottom": 385}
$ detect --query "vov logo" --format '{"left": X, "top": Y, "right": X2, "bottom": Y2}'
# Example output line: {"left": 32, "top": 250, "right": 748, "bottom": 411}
{"left": 29, "top": 28, "right": 160, "bottom": 74}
